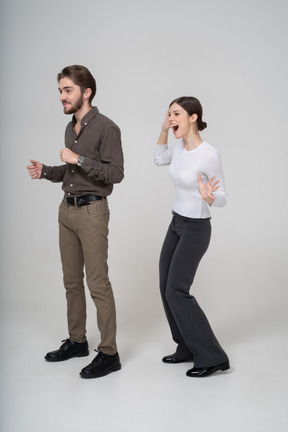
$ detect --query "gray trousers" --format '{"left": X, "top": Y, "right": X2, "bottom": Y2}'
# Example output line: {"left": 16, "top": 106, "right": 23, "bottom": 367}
{"left": 159, "top": 212, "right": 229, "bottom": 367}
{"left": 58, "top": 198, "right": 117, "bottom": 355}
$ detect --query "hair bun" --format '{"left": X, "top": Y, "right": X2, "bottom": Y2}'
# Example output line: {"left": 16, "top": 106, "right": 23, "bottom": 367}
{"left": 198, "top": 121, "right": 207, "bottom": 131}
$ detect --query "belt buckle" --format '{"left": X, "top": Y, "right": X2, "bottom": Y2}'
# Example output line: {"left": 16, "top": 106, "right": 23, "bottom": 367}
{"left": 77, "top": 197, "right": 89, "bottom": 206}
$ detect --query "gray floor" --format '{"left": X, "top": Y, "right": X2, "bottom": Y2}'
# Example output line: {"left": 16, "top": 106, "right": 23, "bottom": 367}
{"left": 1, "top": 300, "right": 287, "bottom": 432}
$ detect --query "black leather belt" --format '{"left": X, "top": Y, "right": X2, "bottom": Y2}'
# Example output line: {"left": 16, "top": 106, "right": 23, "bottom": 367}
{"left": 65, "top": 194, "right": 105, "bottom": 206}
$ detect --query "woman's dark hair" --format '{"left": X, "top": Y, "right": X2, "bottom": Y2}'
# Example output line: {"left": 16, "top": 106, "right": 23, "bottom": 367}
{"left": 57, "top": 65, "right": 96, "bottom": 104}
{"left": 169, "top": 96, "right": 207, "bottom": 131}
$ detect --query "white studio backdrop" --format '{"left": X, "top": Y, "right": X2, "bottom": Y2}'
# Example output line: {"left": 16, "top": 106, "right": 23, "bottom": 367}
{"left": 0, "top": 0, "right": 287, "bottom": 355}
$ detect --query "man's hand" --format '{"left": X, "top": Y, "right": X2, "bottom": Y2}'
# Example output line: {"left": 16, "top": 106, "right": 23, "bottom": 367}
{"left": 27, "top": 160, "right": 43, "bottom": 179}
{"left": 60, "top": 148, "right": 79, "bottom": 164}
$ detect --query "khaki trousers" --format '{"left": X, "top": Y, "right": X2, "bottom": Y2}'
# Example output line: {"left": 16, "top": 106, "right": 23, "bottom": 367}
{"left": 58, "top": 199, "right": 117, "bottom": 355}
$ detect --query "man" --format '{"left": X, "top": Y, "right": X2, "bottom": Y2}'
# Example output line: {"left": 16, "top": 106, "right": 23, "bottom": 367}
{"left": 27, "top": 65, "right": 124, "bottom": 378}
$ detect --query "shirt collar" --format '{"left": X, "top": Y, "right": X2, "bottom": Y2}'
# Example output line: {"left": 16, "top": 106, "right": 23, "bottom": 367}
{"left": 72, "top": 106, "right": 99, "bottom": 126}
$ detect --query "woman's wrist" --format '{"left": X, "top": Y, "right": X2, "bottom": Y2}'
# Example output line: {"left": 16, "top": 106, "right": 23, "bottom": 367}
{"left": 157, "top": 129, "right": 169, "bottom": 145}
{"left": 205, "top": 196, "right": 215, "bottom": 206}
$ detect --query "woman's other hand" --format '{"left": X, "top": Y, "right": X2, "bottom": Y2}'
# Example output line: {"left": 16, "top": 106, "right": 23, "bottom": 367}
{"left": 198, "top": 175, "right": 220, "bottom": 206}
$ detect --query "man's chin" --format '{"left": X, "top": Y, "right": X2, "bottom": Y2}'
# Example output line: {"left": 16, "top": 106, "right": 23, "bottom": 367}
{"left": 64, "top": 107, "right": 73, "bottom": 115}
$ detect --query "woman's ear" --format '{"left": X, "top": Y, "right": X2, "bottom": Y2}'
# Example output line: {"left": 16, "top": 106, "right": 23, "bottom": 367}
{"left": 190, "top": 114, "right": 198, "bottom": 124}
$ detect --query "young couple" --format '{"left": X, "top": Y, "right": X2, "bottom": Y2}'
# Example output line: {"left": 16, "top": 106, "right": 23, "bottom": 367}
{"left": 27, "top": 65, "right": 229, "bottom": 380}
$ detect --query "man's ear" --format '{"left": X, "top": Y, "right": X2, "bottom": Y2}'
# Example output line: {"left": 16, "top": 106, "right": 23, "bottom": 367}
{"left": 84, "top": 88, "right": 92, "bottom": 101}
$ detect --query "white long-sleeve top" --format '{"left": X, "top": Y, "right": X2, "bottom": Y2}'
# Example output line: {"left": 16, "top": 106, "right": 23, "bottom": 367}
{"left": 154, "top": 140, "right": 227, "bottom": 218}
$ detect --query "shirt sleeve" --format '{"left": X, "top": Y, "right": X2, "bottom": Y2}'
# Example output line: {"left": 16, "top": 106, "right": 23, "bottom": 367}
{"left": 41, "top": 164, "right": 67, "bottom": 183}
{"left": 205, "top": 151, "right": 228, "bottom": 207}
{"left": 154, "top": 144, "right": 172, "bottom": 166}
{"left": 80, "top": 126, "right": 124, "bottom": 184}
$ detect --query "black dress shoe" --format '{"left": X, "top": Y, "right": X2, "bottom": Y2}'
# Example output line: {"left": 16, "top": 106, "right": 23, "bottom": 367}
{"left": 162, "top": 353, "right": 194, "bottom": 364}
{"left": 80, "top": 350, "right": 121, "bottom": 379}
{"left": 186, "top": 361, "right": 230, "bottom": 377}
{"left": 45, "top": 339, "right": 89, "bottom": 362}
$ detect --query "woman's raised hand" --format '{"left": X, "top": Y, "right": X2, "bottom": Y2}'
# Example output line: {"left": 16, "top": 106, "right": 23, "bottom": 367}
{"left": 157, "top": 111, "right": 171, "bottom": 146}
{"left": 161, "top": 111, "right": 171, "bottom": 133}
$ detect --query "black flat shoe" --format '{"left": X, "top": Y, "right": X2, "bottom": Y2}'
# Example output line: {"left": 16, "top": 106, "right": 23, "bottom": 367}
{"left": 186, "top": 361, "right": 230, "bottom": 377}
{"left": 162, "top": 353, "right": 194, "bottom": 364}
{"left": 80, "top": 350, "right": 121, "bottom": 379}
{"left": 45, "top": 339, "right": 89, "bottom": 362}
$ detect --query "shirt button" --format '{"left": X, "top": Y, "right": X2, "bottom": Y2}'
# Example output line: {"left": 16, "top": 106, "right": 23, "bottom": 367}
{"left": 75, "top": 140, "right": 77, "bottom": 143}
{"left": 70, "top": 184, "right": 73, "bottom": 187}
{"left": 68, "top": 193, "right": 71, "bottom": 196}
{"left": 84, "top": 123, "right": 87, "bottom": 126}
{"left": 44, "top": 172, "right": 47, "bottom": 176}
{"left": 71, "top": 170, "right": 74, "bottom": 173}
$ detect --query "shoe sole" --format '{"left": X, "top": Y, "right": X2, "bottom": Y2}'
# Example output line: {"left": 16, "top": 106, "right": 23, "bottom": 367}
{"left": 80, "top": 363, "right": 121, "bottom": 379}
{"left": 162, "top": 358, "right": 194, "bottom": 364}
{"left": 45, "top": 350, "right": 89, "bottom": 362}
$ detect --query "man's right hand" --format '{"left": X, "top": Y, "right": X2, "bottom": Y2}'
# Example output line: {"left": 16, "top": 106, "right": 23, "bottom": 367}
{"left": 27, "top": 159, "right": 43, "bottom": 179}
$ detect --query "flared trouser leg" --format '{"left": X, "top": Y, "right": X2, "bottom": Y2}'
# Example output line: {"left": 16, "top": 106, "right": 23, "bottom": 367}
{"left": 159, "top": 215, "right": 229, "bottom": 367}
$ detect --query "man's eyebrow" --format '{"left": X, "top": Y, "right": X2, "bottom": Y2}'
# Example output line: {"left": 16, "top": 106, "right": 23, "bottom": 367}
{"left": 58, "top": 86, "right": 74, "bottom": 91}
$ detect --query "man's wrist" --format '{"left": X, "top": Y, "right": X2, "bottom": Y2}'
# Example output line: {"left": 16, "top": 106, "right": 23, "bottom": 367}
{"left": 77, "top": 155, "right": 85, "bottom": 166}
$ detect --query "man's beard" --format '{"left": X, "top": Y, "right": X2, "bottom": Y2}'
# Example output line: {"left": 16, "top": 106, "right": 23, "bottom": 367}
{"left": 63, "top": 94, "right": 84, "bottom": 114}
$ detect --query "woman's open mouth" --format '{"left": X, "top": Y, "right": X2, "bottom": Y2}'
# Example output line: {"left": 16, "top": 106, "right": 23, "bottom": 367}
{"left": 172, "top": 125, "right": 179, "bottom": 133}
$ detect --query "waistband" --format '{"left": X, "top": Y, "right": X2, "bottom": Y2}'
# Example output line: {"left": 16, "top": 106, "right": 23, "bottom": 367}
{"left": 65, "top": 194, "right": 106, "bottom": 207}
{"left": 172, "top": 211, "right": 211, "bottom": 222}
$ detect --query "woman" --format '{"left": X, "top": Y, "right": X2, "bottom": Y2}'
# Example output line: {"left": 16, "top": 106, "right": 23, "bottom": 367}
{"left": 154, "top": 96, "right": 230, "bottom": 377}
